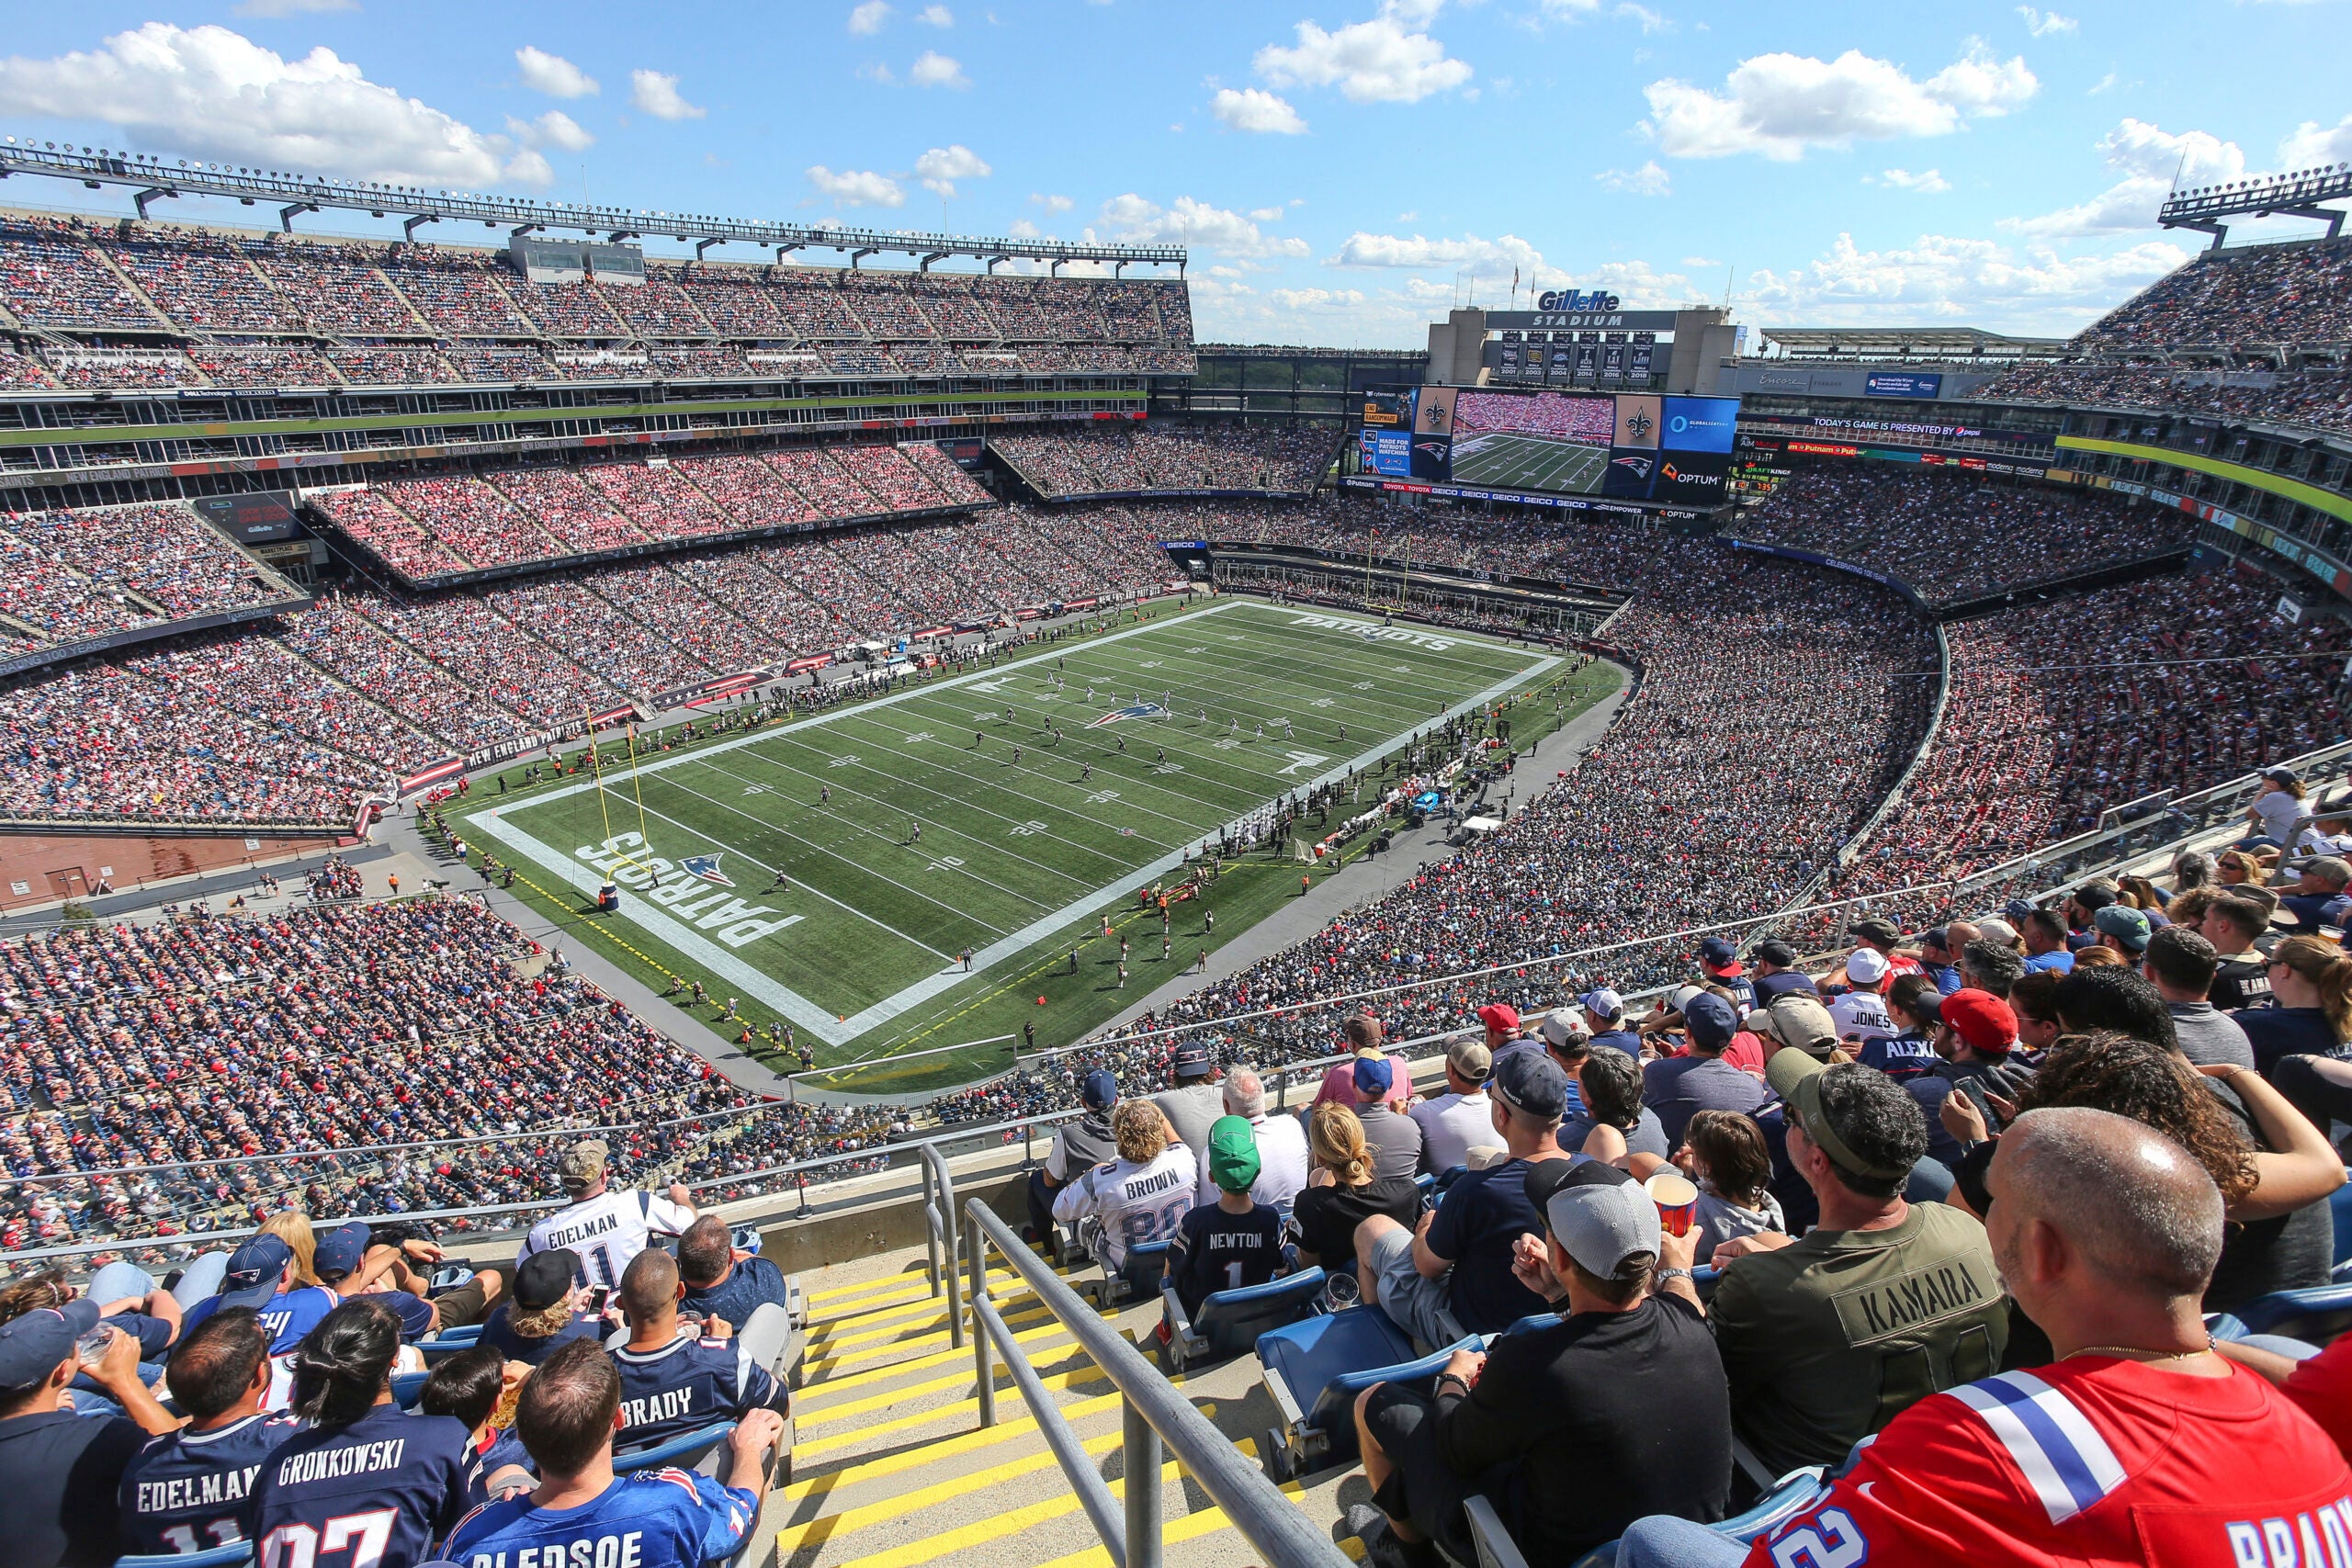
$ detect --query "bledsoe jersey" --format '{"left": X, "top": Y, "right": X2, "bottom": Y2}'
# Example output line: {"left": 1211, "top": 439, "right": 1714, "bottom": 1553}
{"left": 611, "top": 1333, "right": 786, "bottom": 1453}
{"left": 518, "top": 1190, "right": 696, "bottom": 1288}
{"left": 118, "top": 1414, "right": 302, "bottom": 1555}
{"left": 444, "top": 1468, "right": 757, "bottom": 1568}
{"left": 244, "top": 1404, "right": 475, "bottom": 1568}
{"left": 1741, "top": 1359, "right": 2352, "bottom": 1568}
{"left": 1050, "top": 1145, "right": 1199, "bottom": 1269}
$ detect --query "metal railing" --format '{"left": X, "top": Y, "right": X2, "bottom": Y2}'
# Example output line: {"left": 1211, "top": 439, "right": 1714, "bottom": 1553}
{"left": 962, "top": 1198, "right": 1354, "bottom": 1568}
{"left": 918, "top": 1143, "right": 965, "bottom": 1351}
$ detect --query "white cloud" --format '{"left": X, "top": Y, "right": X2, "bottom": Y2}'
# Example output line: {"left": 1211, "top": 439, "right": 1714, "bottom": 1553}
{"left": 1248, "top": 205, "right": 1286, "bottom": 220}
{"left": 2087, "top": 70, "right": 2117, "bottom": 95}
{"left": 2015, "top": 6, "right": 2078, "bottom": 35}
{"left": 1007, "top": 218, "right": 1041, "bottom": 238}
{"left": 1596, "top": 160, "right": 1671, "bottom": 195}
{"left": 849, "top": 1, "right": 890, "bottom": 34}
{"left": 1213, "top": 86, "right": 1309, "bottom": 134}
{"left": 1641, "top": 41, "right": 2037, "bottom": 160}
{"left": 629, "top": 69, "right": 704, "bottom": 119}
{"left": 1324, "top": 230, "right": 1544, "bottom": 278}
{"left": 1878, "top": 166, "right": 1951, "bottom": 192}
{"left": 1616, "top": 4, "right": 1672, "bottom": 34}
{"left": 1031, "top": 192, "right": 1074, "bottom": 212}
{"left": 1099, "top": 194, "right": 1311, "bottom": 258}
{"left": 2279, "top": 113, "right": 2352, "bottom": 170}
{"left": 1253, "top": 3, "right": 1472, "bottom": 104}
{"left": 1537, "top": 0, "right": 1600, "bottom": 14}
{"left": 2005, "top": 118, "right": 2243, "bottom": 237}
{"left": 910, "top": 51, "right": 967, "bottom": 87}
{"left": 918, "top": 4, "right": 955, "bottom": 23}
{"left": 807, "top": 165, "right": 904, "bottom": 206}
{"left": 515, "top": 46, "right": 597, "bottom": 98}
{"left": 1742, "top": 230, "right": 2189, "bottom": 333}
{"left": 506, "top": 109, "right": 594, "bottom": 153}
{"left": 0, "top": 22, "right": 549, "bottom": 186}
{"left": 856, "top": 61, "right": 896, "bottom": 84}
{"left": 1271, "top": 287, "right": 1367, "bottom": 309}
{"left": 914, "top": 142, "right": 989, "bottom": 197}
{"left": 233, "top": 0, "right": 357, "bottom": 15}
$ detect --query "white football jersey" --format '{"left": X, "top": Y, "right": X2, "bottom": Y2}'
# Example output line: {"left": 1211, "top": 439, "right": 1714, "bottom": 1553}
{"left": 518, "top": 1188, "right": 696, "bottom": 1285}
{"left": 1051, "top": 1145, "right": 1198, "bottom": 1268}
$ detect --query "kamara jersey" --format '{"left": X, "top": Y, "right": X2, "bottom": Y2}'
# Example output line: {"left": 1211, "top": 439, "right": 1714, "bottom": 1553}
{"left": 444, "top": 1468, "right": 758, "bottom": 1568}
{"left": 244, "top": 1404, "right": 475, "bottom": 1568}
{"left": 1740, "top": 1359, "right": 2352, "bottom": 1568}
{"left": 518, "top": 1190, "right": 697, "bottom": 1288}
{"left": 1050, "top": 1145, "right": 1199, "bottom": 1269}
{"left": 118, "top": 1413, "right": 303, "bottom": 1555}
{"left": 611, "top": 1333, "right": 786, "bottom": 1453}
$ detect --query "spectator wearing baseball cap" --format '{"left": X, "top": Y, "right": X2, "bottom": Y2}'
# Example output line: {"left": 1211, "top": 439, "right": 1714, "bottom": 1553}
{"left": 1165, "top": 1117, "right": 1283, "bottom": 1318}
{"left": 1826, "top": 949, "right": 1899, "bottom": 1048}
{"left": 1348, "top": 1163, "right": 1730, "bottom": 1567}
{"left": 1579, "top": 989, "right": 1642, "bottom": 1059}
{"left": 2280, "top": 854, "right": 2352, "bottom": 930}
{"left": 1914, "top": 929, "right": 1963, "bottom": 997}
{"left": 1359, "top": 1052, "right": 1573, "bottom": 1346}
{"left": 1151, "top": 1041, "right": 1226, "bottom": 1156}
{"left": 1846, "top": 917, "right": 1922, "bottom": 980}
{"left": 1352, "top": 1055, "right": 1427, "bottom": 1182}
{"left": 481, "top": 1249, "right": 605, "bottom": 1368}
{"left": 1409, "top": 1040, "right": 1497, "bottom": 1178}
{"left": 2094, "top": 904, "right": 2154, "bottom": 958}
{"left": 1026, "top": 1068, "right": 1120, "bottom": 1251}
{"left": 1641, "top": 993, "right": 1770, "bottom": 1149}
{"left": 1315, "top": 1016, "right": 1414, "bottom": 1111}
{"left": 1748, "top": 940, "right": 1816, "bottom": 1005}
{"left": 0, "top": 1297, "right": 178, "bottom": 1568}
{"left": 1697, "top": 937, "right": 1756, "bottom": 1012}
{"left": 313, "top": 1223, "right": 438, "bottom": 1339}
{"left": 180, "top": 1232, "right": 338, "bottom": 1357}
{"left": 1907, "top": 988, "right": 2035, "bottom": 1161}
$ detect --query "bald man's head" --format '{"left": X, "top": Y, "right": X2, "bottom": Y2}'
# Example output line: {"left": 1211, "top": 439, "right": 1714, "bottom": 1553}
{"left": 1993, "top": 1107, "right": 2223, "bottom": 1302}
{"left": 620, "top": 1247, "right": 681, "bottom": 1325}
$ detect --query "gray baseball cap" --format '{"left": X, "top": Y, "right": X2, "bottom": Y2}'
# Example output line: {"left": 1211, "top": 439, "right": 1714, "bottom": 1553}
{"left": 1528, "top": 1159, "right": 1660, "bottom": 1279}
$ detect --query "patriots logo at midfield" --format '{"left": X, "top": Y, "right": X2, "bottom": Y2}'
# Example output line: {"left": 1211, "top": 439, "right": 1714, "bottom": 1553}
{"left": 1089, "top": 704, "right": 1168, "bottom": 728}
{"left": 679, "top": 853, "right": 734, "bottom": 886}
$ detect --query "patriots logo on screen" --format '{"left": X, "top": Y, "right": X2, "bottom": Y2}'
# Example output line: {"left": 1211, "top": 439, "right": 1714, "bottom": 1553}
{"left": 1090, "top": 704, "right": 1169, "bottom": 728}
{"left": 679, "top": 853, "right": 734, "bottom": 887}
{"left": 1611, "top": 455, "right": 1654, "bottom": 479}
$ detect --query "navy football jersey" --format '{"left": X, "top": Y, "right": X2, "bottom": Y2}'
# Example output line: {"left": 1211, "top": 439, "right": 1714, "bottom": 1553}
{"left": 611, "top": 1335, "right": 785, "bottom": 1453}
{"left": 445, "top": 1469, "right": 756, "bottom": 1568}
{"left": 119, "top": 1414, "right": 304, "bottom": 1554}
{"left": 461, "top": 1429, "right": 536, "bottom": 1507}
{"left": 244, "top": 1404, "right": 473, "bottom": 1568}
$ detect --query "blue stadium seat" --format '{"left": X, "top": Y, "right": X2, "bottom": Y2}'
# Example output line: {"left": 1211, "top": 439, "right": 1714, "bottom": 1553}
{"left": 390, "top": 1371, "right": 430, "bottom": 1409}
{"left": 1159, "top": 1267, "right": 1326, "bottom": 1371}
{"left": 1077, "top": 1239, "right": 1170, "bottom": 1309}
{"left": 2330, "top": 1176, "right": 2352, "bottom": 1280}
{"left": 2231, "top": 1282, "right": 2352, "bottom": 1345}
{"left": 615, "top": 1419, "right": 738, "bottom": 1476}
{"left": 1566, "top": 1467, "right": 1831, "bottom": 1568}
{"left": 117, "top": 1547, "right": 253, "bottom": 1568}
{"left": 1256, "top": 1305, "right": 1476, "bottom": 1481}
{"left": 418, "top": 1323, "right": 485, "bottom": 1363}
{"left": 1431, "top": 1164, "right": 1470, "bottom": 1199}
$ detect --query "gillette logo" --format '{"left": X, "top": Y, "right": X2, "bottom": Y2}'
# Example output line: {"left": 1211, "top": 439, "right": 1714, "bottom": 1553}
{"left": 1661, "top": 462, "right": 1723, "bottom": 488}
{"left": 1536, "top": 288, "right": 1622, "bottom": 311}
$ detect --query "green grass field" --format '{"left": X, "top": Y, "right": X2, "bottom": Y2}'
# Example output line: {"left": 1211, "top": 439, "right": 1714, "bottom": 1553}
{"left": 456, "top": 597, "right": 1617, "bottom": 1088}
{"left": 1447, "top": 432, "right": 1610, "bottom": 495}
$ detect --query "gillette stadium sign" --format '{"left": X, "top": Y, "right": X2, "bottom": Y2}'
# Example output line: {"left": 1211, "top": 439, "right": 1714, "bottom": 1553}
{"left": 1536, "top": 289, "right": 1621, "bottom": 312}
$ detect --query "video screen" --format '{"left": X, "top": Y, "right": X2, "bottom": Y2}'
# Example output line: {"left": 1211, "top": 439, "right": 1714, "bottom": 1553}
{"left": 1362, "top": 388, "right": 1741, "bottom": 504}
{"left": 1447, "top": 390, "right": 1619, "bottom": 494}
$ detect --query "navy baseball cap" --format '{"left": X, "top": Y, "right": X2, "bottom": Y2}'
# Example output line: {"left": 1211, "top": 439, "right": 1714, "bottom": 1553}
{"left": 2004, "top": 897, "right": 2037, "bottom": 922}
{"left": 1080, "top": 1069, "right": 1119, "bottom": 1109}
{"left": 217, "top": 1234, "right": 293, "bottom": 1312}
{"left": 315, "top": 1222, "right": 371, "bottom": 1281}
{"left": 1698, "top": 937, "right": 1744, "bottom": 976}
{"left": 1491, "top": 1050, "right": 1568, "bottom": 1121}
{"left": 1754, "top": 939, "right": 1798, "bottom": 966}
{"left": 1681, "top": 992, "right": 1740, "bottom": 1053}
{"left": 0, "top": 1298, "right": 98, "bottom": 1392}
{"left": 1171, "top": 1043, "right": 1214, "bottom": 1079}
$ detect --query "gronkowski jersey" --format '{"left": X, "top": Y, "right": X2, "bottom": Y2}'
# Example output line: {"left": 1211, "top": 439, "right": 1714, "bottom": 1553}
{"left": 1050, "top": 1145, "right": 1199, "bottom": 1269}
{"left": 612, "top": 1333, "right": 786, "bottom": 1453}
{"left": 118, "top": 1414, "right": 303, "bottom": 1555}
{"left": 243, "top": 1404, "right": 474, "bottom": 1568}
{"left": 518, "top": 1190, "right": 696, "bottom": 1288}
{"left": 444, "top": 1468, "right": 757, "bottom": 1568}
{"left": 1740, "top": 1359, "right": 2352, "bottom": 1568}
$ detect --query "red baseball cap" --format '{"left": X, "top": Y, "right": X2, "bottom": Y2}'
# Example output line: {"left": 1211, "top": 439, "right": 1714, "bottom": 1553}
{"left": 1476, "top": 1002, "right": 1521, "bottom": 1034}
{"left": 1940, "top": 988, "right": 2018, "bottom": 1055}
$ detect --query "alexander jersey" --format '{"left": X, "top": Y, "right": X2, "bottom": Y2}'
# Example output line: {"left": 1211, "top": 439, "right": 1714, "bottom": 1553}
{"left": 519, "top": 1190, "right": 697, "bottom": 1288}
{"left": 1050, "top": 1145, "right": 1199, "bottom": 1269}
{"left": 612, "top": 1334, "right": 786, "bottom": 1453}
{"left": 445, "top": 1468, "right": 758, "bottom": 1568}
{"left": 244, "top": 1404, "right": 475, "bottom": 1568}
{"left": 1740, "top": 1359, "right": 2352, "bottom": 1568}
{"left": 118, "top": 1414, "right": 303, "bottom": 1555}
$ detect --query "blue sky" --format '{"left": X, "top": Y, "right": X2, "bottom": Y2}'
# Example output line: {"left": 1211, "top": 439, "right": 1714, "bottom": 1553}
{"left": 0, "top": 0, "right": 2346, "bottom": 346}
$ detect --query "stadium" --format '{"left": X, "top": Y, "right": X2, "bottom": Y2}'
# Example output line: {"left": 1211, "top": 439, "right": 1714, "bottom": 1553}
{"left": 1, "top": 32, "right": 2352, "bottom": 1568}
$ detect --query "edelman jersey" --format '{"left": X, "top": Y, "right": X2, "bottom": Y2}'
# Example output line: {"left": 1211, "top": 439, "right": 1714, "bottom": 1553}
{"left": 612, "top": 1334, "right": 786, "bottom": 1453}
{"left": 1741, "top": 1359, "right": 2352, "bottom": 1568}
{"left": 445, "top": 1468, "right": 757, "bottom": 1568}
{"left": 1050, "top": 1145, "right": 1199, "bottom": 1269}
{"left": 118, "top": 1414, "right": 303, "bottom": 1555}
{"left": 519, "top": 1190, "right": 696, "bottom": 1288}
{"left": 244, "top": 1404, "right": 475, "bottom": 1568}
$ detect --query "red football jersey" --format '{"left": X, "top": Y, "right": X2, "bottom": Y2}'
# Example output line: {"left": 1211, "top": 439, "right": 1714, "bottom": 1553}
{"left": 2287, "top": 1338, "right": 2352, "bottom": 1462}
{"left": 1742, "top": 1358, "right": 2352, "bottom": 1567}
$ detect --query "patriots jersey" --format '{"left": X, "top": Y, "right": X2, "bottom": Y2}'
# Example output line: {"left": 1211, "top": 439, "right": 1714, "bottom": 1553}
{"left": 445, "top": 1468, "right": 758, "bottom": 1568}
{"left": 519, "top": 1190, "right": 696, "bottom": 1288}
{"left": 244, "top": 1404, "right": 474, "bottom": 1568}
{"left": 118, "top": 1414, "right": 303, "bottom": 1555}
{"left": 183, "top": 1286, "right": 340, "bottom": 1355}
{"left": 463, "top": 1430, "right": 536, "bottom": 1507}
{"left": 612, "top": 1334, "right": 786, "bottom": 1453}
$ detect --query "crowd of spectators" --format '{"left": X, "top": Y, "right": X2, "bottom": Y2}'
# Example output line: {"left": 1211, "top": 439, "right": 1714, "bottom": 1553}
{"left": 995, "top": 423, "right": 1336, "bottom": 498}
{"left": 2077, "top": 235, "right": 2352, "bottom": 347}
{"left": 0, "top": 502, "right": 286, "bottom": 649}
{"left": 1983, "top": 361, "right": 2352, "bottom": 440}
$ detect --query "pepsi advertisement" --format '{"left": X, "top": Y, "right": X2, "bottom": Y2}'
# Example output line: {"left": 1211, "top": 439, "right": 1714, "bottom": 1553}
{"left": 1361, "top": 428, "right": 1415, "bottom": 478}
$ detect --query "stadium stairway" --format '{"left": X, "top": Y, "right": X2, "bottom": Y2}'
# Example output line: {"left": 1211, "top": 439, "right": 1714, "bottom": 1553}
{"left": 759, "top": 1241, "right": 1370, "bottom": 1568}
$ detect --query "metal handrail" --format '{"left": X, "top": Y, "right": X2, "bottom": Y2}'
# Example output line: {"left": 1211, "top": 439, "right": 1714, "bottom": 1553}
{"left": 962, "top": 1198, "right": 1355, "bottom": 1568}
{"left": 917, "top": 1143, "right": 964, "bottom": 1350}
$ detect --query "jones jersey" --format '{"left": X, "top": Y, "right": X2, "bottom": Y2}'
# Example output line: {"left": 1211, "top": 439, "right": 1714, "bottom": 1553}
{"left": 611, "top": 1334, "right": 786, "bottom": 1453}
{"left": 244, "top": 1404, "right": 474, "bottom": 1568}
{"left": 445, "top": 1468, "right": 757, "bottom": 1568}
{"left": 118, "top": 1414, "right": 302, "bottom": 1555}
{"left": 1741, "top": 1359, "right": 2352, "bottom": 1568}
{"left": 1050, "top": 1145, "right": 1199, "bottom": 1269}
{"left": 518, "top": 1190, "right": 696, "bottom": 1287}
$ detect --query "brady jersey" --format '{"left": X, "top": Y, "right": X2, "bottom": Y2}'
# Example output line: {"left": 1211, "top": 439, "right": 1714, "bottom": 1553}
{"left": 611, "top": 1333, "right": 786, "bottom": 1453}
{"left": 118, "top": 1414, "right": 303, "bottom": 1555}
{"left": 518, "top": 1190, "right": 696, "bottom": 1288}
{"left": 1050, "top": 1145, "right": 1199, "bottom": 1269}
{"left": 445, "top": 1468, "right": 757, "bottom": 1568}
{"left": 1741, "top": 1359, "right": 2352, "bottom": 1568}
{"left": 244, "top": 1404, "right": 475, "bottom": 1568}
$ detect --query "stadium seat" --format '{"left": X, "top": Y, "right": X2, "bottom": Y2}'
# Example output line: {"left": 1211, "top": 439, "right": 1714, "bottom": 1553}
{"left": 417, "top": 1322, "right": 485, "bottom": 1362}
{"left": 1159, "top": 1266, "right": 1326, "bottom": 1371}
{"left": 1256, "top": 1305, "right": 1477, "bottom": 1481}
{"left": 390, "top": 1370, "right": 430, "bottom": 1409}
{"left": 1462, "top": 1495, "right": 1530, "bottom": 1568}
{"left": 615, "top": 1418, "right": 739, "bottom": 1478}
{"left": 1566, "top": 1467, "right": 1832, "bottom": 1568}
{"left": 2230, "top": 1283, "right": 2352, "bottom": 1345}
{"left": 1076, "top": 1240, "right": 1170, "bottom": 1309}
{"left": 2329, "top": 1176, "right": 2352, "bottom": 1279}
{"left": 116, "top": 1546, "right": 253, "bottom": 1568}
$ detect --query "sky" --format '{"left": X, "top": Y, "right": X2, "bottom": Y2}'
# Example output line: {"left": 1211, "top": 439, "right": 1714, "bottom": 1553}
{"left": 0, "top": 0, "right": 2346, "bottom": 348}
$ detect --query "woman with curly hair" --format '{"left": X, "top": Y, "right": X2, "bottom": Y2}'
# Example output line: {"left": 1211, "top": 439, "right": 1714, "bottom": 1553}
{"left": 1048, "top": 1099, "right": 1197, "bottom": 1272}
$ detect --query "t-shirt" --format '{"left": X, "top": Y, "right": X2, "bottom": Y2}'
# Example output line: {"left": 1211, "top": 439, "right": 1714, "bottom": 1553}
{"left": 1044, "top": 1113, "right": 1115, "bottom": 1184}
{"left": 1753, "top": 970, "right": 1815, "bottom": 1004}
{"left": 518, "top": 1190, "right": 696, "bottom": 1288}
{"left": 2166, "top": 1000, "right": 2257, "bottom": 1070}
{"left": 1292, "top": 1177, "right": 1421, "bottom": 1274}
{"left": 1410, "top": 1091, "right": 1496, "bottom": 1177}
{"left": 479, "top": 1305, "right": 605, "bottom": 1368}
{"left": 1737, "top": 1359, "right": 2352, "bottom": 1568}
{"left": 1560, "top": 1106, "right": 1669, "bottom": 1164}
{"left": 184, "top": 1284, "right": 340, "bottom": 1356}
{"left": 1640, "top": 1056, "right": 1770, "bottom": 1149}
{"left": 0, "top": 1410, "right": 148, "bottom": 1568}
{"left": 348, "top": 1290, "right": 435, "bottom": 1342}
{"left": 2205, "top": 1077, "right": 2334, "bottom": 1312}
{"left": 679, "top": 1255, "right": 791, "bottom": 1333}
{"left": 2281, "top": 890, "right": 2352, "bottom": 929}
{"left": 1355, "top": 1105, "right": 1426, "bottom": 1182}
{"left": 2235, "top": 1007, "right": 2348, "bottom": 1076}
{"left": 1193, "top": 1115, "right": 1310, "bottom": 1213}
{"left": 1050, "top": 1144, "right": 1199, "bottom": 1269}
{"left": 462, "top": 1430, "right": 534, "bottom": 1506}
{"left": 1826, "top": 989, "right": 1897, "bottom": 1045}
{"left": 1709, "top": 1201, "right": 2008, "bottom": 1476}
{"left": 1590, "top": 1028, "right": 1643, "bottom": 1059}
{"left": 119, "top": 1414, "right": 303, "bottom": 1555}
{"left": 2211, "top": 950, "right": 2276, "bottom": 1012}
{"left": 2284, "top": 1336, "right": 2352, "bottom": 1461}
{"left": 1167, "top": 1201, "right": 1284, "bottom": 1314}
{"left": 1436, "top": 1295, "right": 1730, "bottom": 1555}
{"left": 444, "top": 1469, "right": 758, "bottom": 1568}
{"left": 2022, "top": 948, "right": 2075, "bottom": 974}
{"left": 243, "top": 1404, "right": 473, "bottom": 1568}
{"left": 612, "top": 1332, "right": 786, "bottom": 1453}
{"left": 1425, "top": 1157, "right": 1555, "bottom": 1336}
{"left": 1149, "top": 1083, "right": 1226, "bottom": 1155}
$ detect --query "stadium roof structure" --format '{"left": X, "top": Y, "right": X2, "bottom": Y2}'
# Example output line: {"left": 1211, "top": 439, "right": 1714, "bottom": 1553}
{"left": 1757, "top": 326, "right": 2073, "bottom": 363}
{"left": 2160, "top": 164, "right": 2352, "bottom": 250}
{"left": 0, "top": 139, "right": 1187, "bottom": 274}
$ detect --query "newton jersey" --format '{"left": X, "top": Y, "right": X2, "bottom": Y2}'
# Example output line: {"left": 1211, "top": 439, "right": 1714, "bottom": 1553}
{"left": 244, "top": 1404, "right": 474, "bottom": 1568}
{"left": 118, "top": 1414, "right": 303, "bottom": 1555}
{"left": 445, "top": 1468, "right": 757, "bottom": 1568}
{"left": 519, "top": 1190, "right": 696, "bottom": 1287}
{"left": 612, "top": 1334, "right": 786, "bottom": 1454}
{"left": 1051, "top": 1145, "right": 1198, "bottom": 1269}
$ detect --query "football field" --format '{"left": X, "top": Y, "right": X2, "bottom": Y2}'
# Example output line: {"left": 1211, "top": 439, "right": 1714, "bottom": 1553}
{"left": 1446, "top": 431, "right": 1610, "bottom": 495}
{"left": 459, "top": 597, "right": 1603, "bottom": 1081}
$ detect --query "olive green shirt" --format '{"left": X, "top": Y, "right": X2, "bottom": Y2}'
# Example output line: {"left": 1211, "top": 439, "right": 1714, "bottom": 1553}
{"left": 1710, "top": 1201, "right": 2007, "bottom": 1475}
